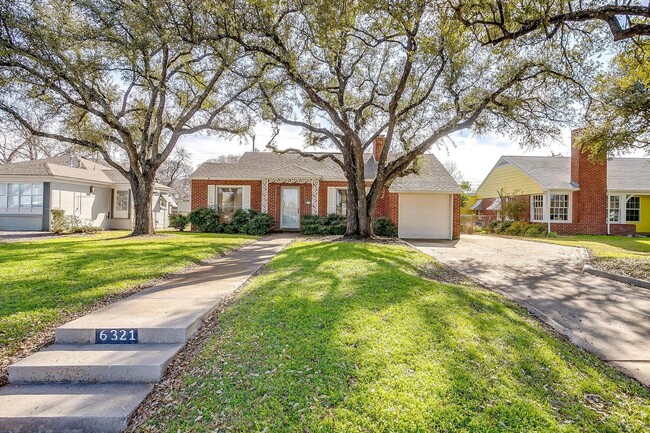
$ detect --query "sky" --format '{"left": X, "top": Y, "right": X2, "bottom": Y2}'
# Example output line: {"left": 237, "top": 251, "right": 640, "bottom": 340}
{"left": 179, "top": 125, "right": 645, "bottom": 191}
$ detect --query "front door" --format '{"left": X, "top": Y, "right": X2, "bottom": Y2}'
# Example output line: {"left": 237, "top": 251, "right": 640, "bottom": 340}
{"left": 281, "top": 187, "right": 300, "bottom": 229}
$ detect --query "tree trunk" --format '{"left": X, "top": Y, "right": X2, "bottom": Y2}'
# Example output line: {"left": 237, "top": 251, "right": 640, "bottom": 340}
{"left": 343, "top": 143, "right": 376, "bottom": 238}
{"left": 129, "top": 173, "right": 156, "bottom": 236}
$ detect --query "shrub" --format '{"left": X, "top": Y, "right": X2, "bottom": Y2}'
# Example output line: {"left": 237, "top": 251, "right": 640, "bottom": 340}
{"left": 374, "top": 217, "right": 397, "bottom": 237}
{"left": 548, "top": 231, "right": 558, "bottom": 238}
{"left": 50, "top": 209, "right": 102, "bottom": 234}
{"left": 231, "top": 209, "right": 257, "bottom": 227}
{"left": 51, "top": 209, "right": 67, "bottom": 234}
{"left": 504, "top": 221, "right": 527, "bottom": 236}
{"left": 169, "top": 214, "right": 189, "bottom": 231}
{"left": 301, "top": 214, "right": 346, "bottom": 235}
{"left": 241, "top": 213, "right": 274, "bottom": 235}
{"left": 188, "top": 207, "right": 221, "bottom": 232}
{"left": 523, "top": 224, "right": 547, "bottom": 237}
{"left": 222, "top": 223, "right": 237, "bottom": 234}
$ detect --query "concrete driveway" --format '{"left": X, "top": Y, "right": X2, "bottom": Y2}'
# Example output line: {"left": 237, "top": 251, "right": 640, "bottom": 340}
{"left": 411, "top": 234, "right": 650, "bottom": 387}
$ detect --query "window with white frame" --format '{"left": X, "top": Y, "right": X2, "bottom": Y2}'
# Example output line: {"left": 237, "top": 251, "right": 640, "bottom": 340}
{"left": 115, "top": 190, "right": 129, "bottom": 212}
{"left": 549, "top": 194, "right": 569, "bottom": 221}
{"left": 336, "top": 189, "right": 347, "bottom": 216}
{"left": 217, "top": 187, "right": 243, "bottom": 220}
{"left": 531, "top": 194, "right": 544, "bottom": 221}
{"left": 609, "top": 196, "right": 620, "bottom": 222}
{"left": 626, "top": 196, "right": 640, "bottom": 222}
{"left": 0, "top": 182, "right": 43, "bottom": 210}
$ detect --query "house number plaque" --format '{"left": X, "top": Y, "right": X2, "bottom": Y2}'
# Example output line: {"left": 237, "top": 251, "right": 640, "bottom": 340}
{"left": 95, "top": 328, "right": 138, "bottom": 344}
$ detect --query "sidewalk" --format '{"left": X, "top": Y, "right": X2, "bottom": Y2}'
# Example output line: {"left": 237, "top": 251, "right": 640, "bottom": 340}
{"left": 0, "top": 234, "right": 294, "bottom": 433}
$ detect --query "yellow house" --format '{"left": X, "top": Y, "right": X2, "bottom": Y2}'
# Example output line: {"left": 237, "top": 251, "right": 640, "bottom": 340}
{"left": 471, "top": 141, "right": 649, "bottom": 235}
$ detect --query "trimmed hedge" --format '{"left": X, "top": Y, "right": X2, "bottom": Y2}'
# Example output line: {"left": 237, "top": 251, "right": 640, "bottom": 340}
{"left": 301, "top": 214, "right": 346, "bottom": 235}
{"left": 374, "top": 217, "right": 398, "bottom": 237}
{"left": 187, "top": 208, "right": 274, "bottom": 235}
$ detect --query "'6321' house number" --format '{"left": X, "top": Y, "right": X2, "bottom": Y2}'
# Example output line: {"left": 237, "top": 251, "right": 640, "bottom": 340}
{"left": 95, "top": 328, "right": 138, "bottom": 344}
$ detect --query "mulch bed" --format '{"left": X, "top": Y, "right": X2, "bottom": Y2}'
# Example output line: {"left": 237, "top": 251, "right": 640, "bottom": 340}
{"left": 592, "top": 257, "right": 650, "bottom": 283}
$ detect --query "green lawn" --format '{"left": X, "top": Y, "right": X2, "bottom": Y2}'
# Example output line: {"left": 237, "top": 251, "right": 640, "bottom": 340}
{"left": 539, "top": 235, "right": 650, "bottom": 280}
{"left": 140, "top": 242, "right": 650, "bottom": 433}
{"left": 0, "top": 231, "right": 253, "bottom": 359}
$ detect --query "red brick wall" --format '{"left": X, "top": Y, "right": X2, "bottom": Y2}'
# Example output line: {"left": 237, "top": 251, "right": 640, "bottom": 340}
{"left": 453, "top": 194, "right": 461, "bottom": 239}
{"left": 550, "top": 222, "right": 636, "bottom": 236}
{"left": 318, "top": 181, "right": 398, "bottom": 226}
{"left": 191, "top": 179, "right": 262, "bottom": 211}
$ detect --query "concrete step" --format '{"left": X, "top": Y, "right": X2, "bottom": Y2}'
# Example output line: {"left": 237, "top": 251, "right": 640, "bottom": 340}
{"left": 0, "top": 383, "right": 152, "bottom": 433}
{"left": 8, "top": 343, "right": 183, "bottom": 384}
{"left": 56, "top": 297, "right": 219, "bottom": 344}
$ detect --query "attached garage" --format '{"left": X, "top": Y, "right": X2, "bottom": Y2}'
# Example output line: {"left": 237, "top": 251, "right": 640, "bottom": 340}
{"left": 398, "top": 193, "right": 452, "bottom": 239}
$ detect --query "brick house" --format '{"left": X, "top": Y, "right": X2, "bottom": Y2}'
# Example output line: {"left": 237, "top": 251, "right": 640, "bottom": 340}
{"left": 471, "top": 131, "right": 649, "bottom": 235}
{"left": 190, "top": 139, "right": 462, "bottom": 239}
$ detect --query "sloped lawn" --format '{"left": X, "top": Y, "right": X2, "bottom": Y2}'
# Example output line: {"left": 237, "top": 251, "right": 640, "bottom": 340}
{"left": 540, "top": 235, "right": 650, "bottom": 281}
{"left": 139, "top": 242, "right": 650, "bottom": 433}
{"left": 0, "top": 231, "right": 253, "bottom": 361}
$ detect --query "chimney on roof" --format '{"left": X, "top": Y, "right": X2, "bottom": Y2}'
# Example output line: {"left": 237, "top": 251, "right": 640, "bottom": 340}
{"left": 373, "top": 136, "right": 386, "bottom": 161}
{"left": 570, "top": 128, "right": 607, "bottom": 226}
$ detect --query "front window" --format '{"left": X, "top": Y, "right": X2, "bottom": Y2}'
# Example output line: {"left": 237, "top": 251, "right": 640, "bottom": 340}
{"left": 531, "top": 194, "right": 544, "bottom": 221}
{"left": 626, "top": 196, "right": 640, "bottom": 222}
{"left": 549, "top": 194, "right": 569, "bottom": 221}
{"left": 116, "top": 190, "right": 129, "bottom": 212}
{"left": 0, "top": 182, "right": 43, "bottom": 210}
{"left": 218, "top": 187, "right": 242, "bottom": 221}
{"left": 609, "top": 196, "right": 620, "bottom": 222}
{"left": 336, "top": 189, "right": 347, "bottom": 216}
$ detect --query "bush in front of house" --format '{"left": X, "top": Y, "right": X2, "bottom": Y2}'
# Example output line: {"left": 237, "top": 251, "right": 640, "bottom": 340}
{"left": 486, "top": 220, "right": 548, "bottom": 237}
{"left": 169, "top": 214, "right": 189, "bottom": 231}
{"left": 241, "top": 213, "right": 274, "bottom": 235}
{"left": 188, "top": 207, "right": 221, "bottom": 232}
{"left": 301, "top": 214, "right": 346, "bottom": 235}
{"left": 373, "top": 217, "right": 398, "bottom": 237}
{"left": 50, "top": 208, "right": 102, "bottom": 234}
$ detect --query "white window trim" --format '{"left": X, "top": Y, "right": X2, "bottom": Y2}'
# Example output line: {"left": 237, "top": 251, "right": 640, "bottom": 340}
{"left": 530, "top": 194, "right": 545, "bottom": 222}
{"left": 529, "top": 191, "right": 572, "bottom": 223}
{"left": 625, "top": 195, "right": 641, "bottom": 223}
{"left": 208, "top": 185, "right": 251, "bottom": 212}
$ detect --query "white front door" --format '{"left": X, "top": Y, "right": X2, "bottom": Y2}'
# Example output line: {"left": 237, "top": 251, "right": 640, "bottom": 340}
{"left": 281, "top": 187, "right": 300, "bottom": 229}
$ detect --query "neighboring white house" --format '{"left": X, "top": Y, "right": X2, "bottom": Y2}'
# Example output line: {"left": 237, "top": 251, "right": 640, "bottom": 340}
{"left": 0, "top": 155, "right": 177, "bottom": 231}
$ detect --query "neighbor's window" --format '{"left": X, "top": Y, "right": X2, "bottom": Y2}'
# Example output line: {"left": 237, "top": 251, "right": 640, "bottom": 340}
{"left": 531, "top": 194, "right": 544, "bottom": 221}
{"left": 549, "top": 194, "right": 569, "bottom": 221}
{"left": 609, "top": 196, "right": 620, "bottom": 222}
{"left": 218, "top": 187, "right": 242, "bottom": 220}
{"left": 336, "top": 189, "right": 347, "bottom": 216}
{"left": 0, "top": 182, "right": 43, "bottom": 210}
{"left": 115, "top": 190, "right": 129, "bottom": 212}
{"left": 626, "top": 196, "right": 640, "bottom": 222}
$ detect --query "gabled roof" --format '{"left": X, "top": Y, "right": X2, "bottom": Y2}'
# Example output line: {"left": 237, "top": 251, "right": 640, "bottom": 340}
{"left": 0, "top": 155, "right": 170, "bottom": 190}
{"left": 483, "top": 155, "right": 650, "bottom": 192}
{"left": 191, "top": 151, "right": 462, "bottom": 193}
{"left": 500, "top": 156, "right": 577, "bottom": 190}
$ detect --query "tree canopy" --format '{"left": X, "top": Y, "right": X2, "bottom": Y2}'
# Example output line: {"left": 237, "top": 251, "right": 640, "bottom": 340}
{"left": 210, "top": 0, "right": 586, "bottom": 236}
{"left": 0, "top": 0, "right": 257, "bottom": 234}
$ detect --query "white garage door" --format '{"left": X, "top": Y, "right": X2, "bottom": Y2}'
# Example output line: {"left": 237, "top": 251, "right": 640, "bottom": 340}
{"left": 398, "top": 193, "right": 451, "bottom": 239}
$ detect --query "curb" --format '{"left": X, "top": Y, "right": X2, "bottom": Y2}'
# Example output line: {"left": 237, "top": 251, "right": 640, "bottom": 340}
{"left": 583, "top": 265, "right": 650, "bottom": 290}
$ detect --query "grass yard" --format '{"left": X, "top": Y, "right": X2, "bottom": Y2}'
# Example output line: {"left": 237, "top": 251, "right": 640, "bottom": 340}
{"left": 139, "top": 242, "right": 650, "bottom": 433}
{"left": 0, "top": 231, "right": 253, "bottom": 360}
{"left": 540, "top": 235, "right": 650, "bottom": 281}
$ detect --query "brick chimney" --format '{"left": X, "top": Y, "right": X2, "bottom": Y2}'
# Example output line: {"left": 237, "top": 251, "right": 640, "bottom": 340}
{"left": 570, "top": 129, "right": 607, "bottom": 226}
{"left": 373, "top": 136, "right": 385, "bottom": 161}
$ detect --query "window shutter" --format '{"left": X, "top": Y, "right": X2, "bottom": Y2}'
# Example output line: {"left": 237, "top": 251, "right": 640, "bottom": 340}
{"left": 242, "top": 186, "right": 251, "bottom": 210}
{"left": 327, "top": 187, "right": 336, "bottom": 214}
{"left": 207, "top": 185, "right": 216, "bottom": 209}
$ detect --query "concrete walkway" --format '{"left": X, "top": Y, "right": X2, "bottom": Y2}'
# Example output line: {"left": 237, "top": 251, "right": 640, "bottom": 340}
{"left": 411, "top": 235, "right": 650, "bottom": 387}
{"left": 0, "top": 234, "right": 294, "bottom": 433}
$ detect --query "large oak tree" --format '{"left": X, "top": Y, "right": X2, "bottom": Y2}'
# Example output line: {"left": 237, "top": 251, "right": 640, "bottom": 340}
{"left": 214, "top": 0, "right": 585, "bottom": 237}
{"left": 0, "top": 0, "right": 256, "bottom": 235}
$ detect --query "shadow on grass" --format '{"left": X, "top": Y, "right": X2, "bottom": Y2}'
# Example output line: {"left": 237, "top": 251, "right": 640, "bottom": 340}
{"left": 146, "top": 242, "right": 650, "bottom": 433}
